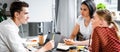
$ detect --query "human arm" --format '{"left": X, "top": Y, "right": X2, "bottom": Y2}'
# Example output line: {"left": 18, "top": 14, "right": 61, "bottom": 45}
{"left": 74, "top": 39, "right": 90, "bottom": 46}
{"left": 90, "top": 28, "right": 100, "bottom": 52}
{"left": 70, "top": 23, "right": 80, "bottom": 39}
{"left": 64, "top": 38, "right": 90, "bottom": 46}
{"left": 36, "top": 40, "right": 54, "bottom": 52}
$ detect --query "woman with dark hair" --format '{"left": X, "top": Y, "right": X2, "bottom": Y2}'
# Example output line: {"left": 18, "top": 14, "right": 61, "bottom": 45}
{"left": 90, "top": 9, "right": 120, "bottom": 52}
{"left": 64, "top": 0, "right": 96, "bottom": 46}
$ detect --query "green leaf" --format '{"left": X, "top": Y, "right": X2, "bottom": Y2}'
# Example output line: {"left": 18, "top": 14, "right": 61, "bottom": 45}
{"left": 3, "top": 3, "right": 7, "bottom": 9}
{"left": 0, "top": 3, "right": 8, "bottom": 22}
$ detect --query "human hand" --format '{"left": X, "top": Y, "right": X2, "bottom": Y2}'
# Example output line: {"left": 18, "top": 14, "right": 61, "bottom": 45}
{"left": 36, "top": 40, "right": 54, "bottom": 52}
{"left": 64, "top": 39, "right": 74, "bottom": 45}
{"left": 43, "top": 40, "right": 54, "bottom": 51}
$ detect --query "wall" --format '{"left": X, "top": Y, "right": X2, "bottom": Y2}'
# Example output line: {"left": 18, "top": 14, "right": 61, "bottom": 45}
{"left": 23, "top": 0, "right": 54, "bottom": 22}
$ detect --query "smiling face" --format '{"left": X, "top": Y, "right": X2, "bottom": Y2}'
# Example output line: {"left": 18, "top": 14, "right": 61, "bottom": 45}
{"left": 92, "top": 12, "right": 110, "bottom": 29}
{"left": 18, "top": 7, "right": 29, "bottom": 24}
{"left": 10, "top": 1, "right": 29, "bottom": 26}
{"left": 15, "top": 7, "right": 29, "bottom": 24}
{"left": 80, "top": 4, "right": 90, "bottom": 18}
{"left": 92, "top": 13, "right": 102, "bottom": 29}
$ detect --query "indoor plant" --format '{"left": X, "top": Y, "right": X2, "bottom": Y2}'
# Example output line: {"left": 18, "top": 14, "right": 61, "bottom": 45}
{"left": 0, "top": 3, "right": 7, "bottom": 22}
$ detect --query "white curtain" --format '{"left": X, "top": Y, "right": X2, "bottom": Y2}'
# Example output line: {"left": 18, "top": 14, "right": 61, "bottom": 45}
{"left": 56, "top": 0, "right": 77, "bottom": 37}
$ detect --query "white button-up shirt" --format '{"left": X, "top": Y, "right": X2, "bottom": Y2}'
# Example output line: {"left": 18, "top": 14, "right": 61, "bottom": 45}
{"left": 0, "top": 18, "right": 26, "bottom": 52}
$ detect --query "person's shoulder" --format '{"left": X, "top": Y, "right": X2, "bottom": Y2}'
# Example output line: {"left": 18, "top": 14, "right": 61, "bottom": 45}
{"left": 77, "top": 15, "right": 83, "bottom": 20}
{"left": 0, "top": 20, "right": 7, "bottom": 28}
{"left": 94, "top": 27, "right": 109, "bottom": 32}
{"left": 0, "top": 19, "right": 14, "bottom": 31}
{"left": 94, "top": 27, "right": 116, "bottom": 35}
{"left": 0, "top": 24, "right": 10, "bottom": 31}
{"left": 95, "top": 26, "right": 107, "bottom": 29}
{"left": 92, "top": 27, "right": 108, "bottom": 37}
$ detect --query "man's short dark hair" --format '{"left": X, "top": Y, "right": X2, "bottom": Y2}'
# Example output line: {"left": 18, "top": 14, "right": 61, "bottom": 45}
{"left": 10, "top": 1, "right": 29, "bottom": 17}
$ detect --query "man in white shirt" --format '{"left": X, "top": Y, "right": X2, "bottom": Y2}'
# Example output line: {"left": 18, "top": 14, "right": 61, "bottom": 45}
{"left": 0, "top": 1, "right": 54, "bottom": 52}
